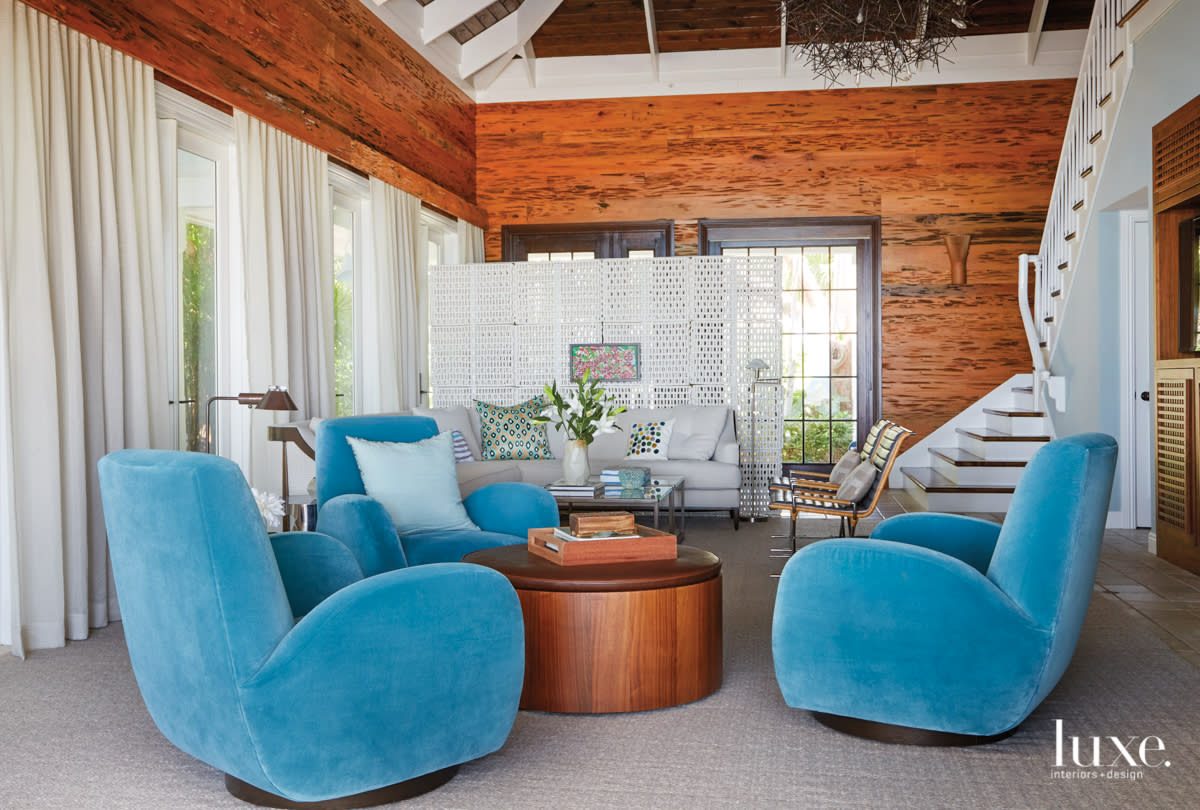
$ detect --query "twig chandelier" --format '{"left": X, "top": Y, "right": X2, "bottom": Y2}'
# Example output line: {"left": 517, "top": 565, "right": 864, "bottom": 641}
{"left": 782, "top": 0, "right": 976, "bottom": 86}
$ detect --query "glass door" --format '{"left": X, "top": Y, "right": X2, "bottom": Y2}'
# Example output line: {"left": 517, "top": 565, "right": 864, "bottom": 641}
{"left": 703, "top": 217, "right": 880, "bottom": 472}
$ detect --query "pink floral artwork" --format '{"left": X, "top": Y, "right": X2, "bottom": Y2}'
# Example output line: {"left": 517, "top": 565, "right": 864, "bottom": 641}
{"left": 569, "top": 343, "right": 641, "bottom": 382}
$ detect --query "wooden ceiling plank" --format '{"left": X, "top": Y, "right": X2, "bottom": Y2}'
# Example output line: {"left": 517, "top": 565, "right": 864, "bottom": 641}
{"left": 1027, "top": 0, "right": 1050, "bottom": 64}
{"left": 459, "top": 0, "right": 565, "bottom": 79}
{"left": 644, "top": 0, "right": 660, "bottom": 82}
{"left": 423, "top": 0, "right": 498, "bottom": 44}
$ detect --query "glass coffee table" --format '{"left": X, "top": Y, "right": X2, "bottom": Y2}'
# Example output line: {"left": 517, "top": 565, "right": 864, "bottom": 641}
{"left": 547, "top": 476, "right": 686, "bottom": 540}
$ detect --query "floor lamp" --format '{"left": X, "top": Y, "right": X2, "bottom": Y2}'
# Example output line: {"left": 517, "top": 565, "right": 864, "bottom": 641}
{"left": 204, "top": 386, "right": 299, "bottom": 457}
{"left": 746, "top": 359, "right": 781, "bottom": 522}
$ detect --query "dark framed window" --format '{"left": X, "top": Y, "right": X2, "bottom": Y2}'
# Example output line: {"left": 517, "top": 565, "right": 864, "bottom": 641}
{"left": 502, "top": 221, "right": 674, "bottom": 261}
{"left": 701, "top": 217, "right": 881, "bottom": 473}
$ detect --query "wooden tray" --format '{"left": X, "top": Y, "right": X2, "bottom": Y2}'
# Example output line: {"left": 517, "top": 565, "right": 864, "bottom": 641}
{"left": 528, "top": 525, "right": 677, "bottom": 566}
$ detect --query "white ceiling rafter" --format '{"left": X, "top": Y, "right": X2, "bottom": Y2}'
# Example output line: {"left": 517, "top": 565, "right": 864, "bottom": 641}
{"left": 779, "top": 0, "right": 788, "bottom": 78}
{"left": 644, "top": 1, "right": 660, "bottom": 82}
{"left": 458, "top": 0, "right": 564, "bottom": 80}
{"left": 522, "top": 41, "right": 537, "bottom": 86}
{"left": 1027, "top": 0, "right": 1050, "bottom": 64}
{"left": 421, "top": 0, "right": 498, "bottom": 45}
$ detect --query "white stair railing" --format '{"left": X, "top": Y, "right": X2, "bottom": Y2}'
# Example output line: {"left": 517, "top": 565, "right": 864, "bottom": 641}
{"left": 1021, "top": 0, "right": 1140, "bottom": 373}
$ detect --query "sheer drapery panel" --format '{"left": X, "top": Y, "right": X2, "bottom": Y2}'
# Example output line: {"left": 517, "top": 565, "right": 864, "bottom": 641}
{"left": 1, "top": 0, "right": 168, "bottom": 656}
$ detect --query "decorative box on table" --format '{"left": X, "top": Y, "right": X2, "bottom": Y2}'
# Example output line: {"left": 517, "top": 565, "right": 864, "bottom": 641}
{"left": 528, "top": 510, "right": 677, "bottom": 565}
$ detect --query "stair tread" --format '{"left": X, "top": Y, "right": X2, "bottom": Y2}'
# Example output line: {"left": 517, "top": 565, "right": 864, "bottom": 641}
{"left": 930, "top": 447, "right": 1026, "bottom": 467}
{"left": 956, "top": 427, "right": 1051, "bottom": 442}
{"left": 982, "top": 408, "right": 1045, "bottom": 418}
{"left": 902, "top": 467, "right": 1015, "bottom": 494}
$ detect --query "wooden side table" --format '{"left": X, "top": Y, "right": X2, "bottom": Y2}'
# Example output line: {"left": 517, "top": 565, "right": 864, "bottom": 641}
{"left": 463, "top": 545, "right": 722, "bottom": 713}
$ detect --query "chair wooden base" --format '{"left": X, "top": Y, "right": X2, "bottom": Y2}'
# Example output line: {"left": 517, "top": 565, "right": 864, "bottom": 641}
{"left": 224, "top": 766, "right": 458, "bottom": 809}
{"left": 812, "top": 712, "right": 1018, "bottom": 747}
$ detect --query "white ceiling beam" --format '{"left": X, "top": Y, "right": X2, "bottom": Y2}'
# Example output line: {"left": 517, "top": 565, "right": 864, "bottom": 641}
{"left": 644, "top": 1, "right": 659, "bottom": 82}
{"left": 458, "top": 0, "right": 564, "bottom": 79}
{"left": 1027, "top": 0, "right": 1050, "bottom": 64}
{"left": 779, "top": 0, "right": 788, "bottom": 78}
{"left": 523, "top": 41, "right": 537, "bottom": 87}
{"left": 422, "top": 0, "right": 496, "bottom": 45}
{"left": 472, "top": 52, "right": 518, "bottom": 91}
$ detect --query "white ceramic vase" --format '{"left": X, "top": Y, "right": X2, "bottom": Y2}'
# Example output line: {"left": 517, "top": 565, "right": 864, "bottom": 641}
{"left": 562, "top": 439, "right": 590, "bottom": 485}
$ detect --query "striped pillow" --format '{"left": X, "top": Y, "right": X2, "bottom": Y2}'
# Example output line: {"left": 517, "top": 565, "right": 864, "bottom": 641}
{"left": 450, "top": 430, "right": 474, "bottom": 463}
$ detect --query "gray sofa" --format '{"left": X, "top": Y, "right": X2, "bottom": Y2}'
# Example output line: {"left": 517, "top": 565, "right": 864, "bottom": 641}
{"left": 297, "top": 404, "right": 742, "bottom": 521}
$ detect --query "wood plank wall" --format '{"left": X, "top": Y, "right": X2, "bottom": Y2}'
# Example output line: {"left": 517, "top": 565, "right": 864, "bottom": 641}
{"left": 18, "top": 0, "right": 483, "bottom": 223}
{"left": 476, "top": 81, "right": 1074, "bottom": 439}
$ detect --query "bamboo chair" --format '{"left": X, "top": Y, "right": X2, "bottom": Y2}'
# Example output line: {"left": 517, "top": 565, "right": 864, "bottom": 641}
{"left": 768, "top": 419, "right": 893, "bottom": 498}
{"left": 769, "top": 423, "right": 914, "bottom": 555}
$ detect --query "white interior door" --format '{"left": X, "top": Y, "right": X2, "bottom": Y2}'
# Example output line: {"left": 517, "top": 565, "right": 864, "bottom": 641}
{"left": 1122, "top": 210, "right": 1153, "bottom": 528}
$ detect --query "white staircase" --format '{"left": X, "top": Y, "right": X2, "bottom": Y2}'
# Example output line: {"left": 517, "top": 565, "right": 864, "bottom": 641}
{"left": 895, "top": 0, "right": 1163, "bottom": 514}
{"left": 1022, "top": 0, "right": 1145, "bottom": 384}
{"left": 898, "top": 377, "right": 1051, "bottom": 513}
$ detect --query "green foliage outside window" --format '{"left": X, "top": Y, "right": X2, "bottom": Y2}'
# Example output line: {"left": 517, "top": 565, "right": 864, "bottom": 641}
{"left": 333, "top": 270, "right": 353, "bottom": 417}
{"left": 782, "top": 386, "right": 855, "bottom": 464}
{"left": 181, "top": 222, "right": 215, "bottom": 452}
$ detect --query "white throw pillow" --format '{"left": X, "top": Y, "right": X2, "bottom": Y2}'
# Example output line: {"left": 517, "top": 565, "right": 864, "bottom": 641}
{"left": 667, "top": 406, "right": 729, "bottom": 460}
{"left": 626, "top": 419, "right": 675, "bottom": 459}
{"left": 346, "top": 433, "right": 479, "bottom": 535}
{"left": 835, "top": 461, "right": 877, "bottom": 504}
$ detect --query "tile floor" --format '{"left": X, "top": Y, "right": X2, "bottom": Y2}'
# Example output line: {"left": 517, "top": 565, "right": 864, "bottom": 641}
{"left": 873, "top": 489, "right": 1200, "bottom": 671}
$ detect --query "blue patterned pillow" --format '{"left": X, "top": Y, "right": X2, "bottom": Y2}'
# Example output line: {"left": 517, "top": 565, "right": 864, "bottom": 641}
{"left": 626, "top": 419, "right": 674, "bottom": 459}
{"left": 474, "top": 398, "right": 552, "bottom": 461}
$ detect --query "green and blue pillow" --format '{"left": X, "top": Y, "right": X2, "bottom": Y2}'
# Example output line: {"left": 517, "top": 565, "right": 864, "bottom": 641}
{"left": 474, "top": 397, "right": 552, "bottom": 461}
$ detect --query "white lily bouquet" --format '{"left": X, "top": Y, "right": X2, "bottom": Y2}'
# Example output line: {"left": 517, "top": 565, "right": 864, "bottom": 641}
{"left": 532, "top": 370, "right": 626, "bottom": 444}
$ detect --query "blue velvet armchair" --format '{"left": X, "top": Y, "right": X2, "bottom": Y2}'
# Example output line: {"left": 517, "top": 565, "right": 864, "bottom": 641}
{"left": 98, "top": 450, "right": 525, "bottom": 805}
{"left": 772, "top": 433, "right": 1118, "bottom": 743}
{"left": 315, "top": 415, "right": 559, "bottom": 567}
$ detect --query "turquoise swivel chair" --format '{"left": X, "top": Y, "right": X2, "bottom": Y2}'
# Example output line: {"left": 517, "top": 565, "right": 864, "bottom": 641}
{"left": 98, "top": 449, "right": 526, "bottom": 805}
{"left": 315, "top": 414, "right": 559, "bottom": 567}
{"left": 772, "top": 433, "right": 1118, "bottom": 743}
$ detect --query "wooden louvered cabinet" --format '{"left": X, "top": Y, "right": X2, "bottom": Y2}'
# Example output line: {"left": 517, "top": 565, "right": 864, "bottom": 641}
{"left": 1155, "top": 363, "right": 1200, "bottom": 570}
{"left": 1152, "top": 97, "right": 1200, "bottom": 572}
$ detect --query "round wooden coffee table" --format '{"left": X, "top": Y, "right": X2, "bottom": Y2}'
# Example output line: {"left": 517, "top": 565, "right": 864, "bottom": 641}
{"left": 463, "top": 545, "right": 722, "bottom": 713}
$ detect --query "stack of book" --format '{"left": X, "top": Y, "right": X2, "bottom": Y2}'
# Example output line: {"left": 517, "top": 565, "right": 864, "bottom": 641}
{"left": 551, "top": 525, "right": 642, "bottom": 543}
{"left": 546, "top": 480, "right": 602, "bottom": 496}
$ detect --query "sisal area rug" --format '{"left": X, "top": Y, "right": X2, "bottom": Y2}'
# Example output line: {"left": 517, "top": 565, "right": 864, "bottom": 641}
{"left": 3, "top": 518, "right": 1199, "bottom": 809}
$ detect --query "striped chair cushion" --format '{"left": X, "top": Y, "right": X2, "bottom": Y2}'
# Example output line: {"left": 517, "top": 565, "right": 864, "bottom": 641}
{"left": 858, "top": 419, "right": 892, "bottom": 462}
{"left": 870, "top": 423, "right": 909, "bottom": 471}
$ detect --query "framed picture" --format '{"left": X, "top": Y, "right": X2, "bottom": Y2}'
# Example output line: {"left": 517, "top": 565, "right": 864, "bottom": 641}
{"left": 569, "top": 343, "right": 641, "bottom": 382}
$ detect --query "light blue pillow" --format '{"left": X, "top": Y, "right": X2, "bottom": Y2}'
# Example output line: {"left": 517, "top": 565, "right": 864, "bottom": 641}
{"left": 346, "top": 433, "right": 479, "bottom": 535}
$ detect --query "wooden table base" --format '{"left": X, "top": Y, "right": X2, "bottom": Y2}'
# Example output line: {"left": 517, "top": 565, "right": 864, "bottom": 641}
{"left": 517, "top": 575, "right": 722, "bottom": 713}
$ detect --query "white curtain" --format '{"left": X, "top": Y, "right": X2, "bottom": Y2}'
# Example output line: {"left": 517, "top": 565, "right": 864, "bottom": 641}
{"left": 457, "top": 219, "right": 485, "bottom": 264}
{"left": 235, "top": 111, "right": 332, "bottom": 492}
{"left": 361, "top": 177, "right": 422, "bottom": 413}
{"left": 1, "top": 1, "right": 168, "bottom": 657}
